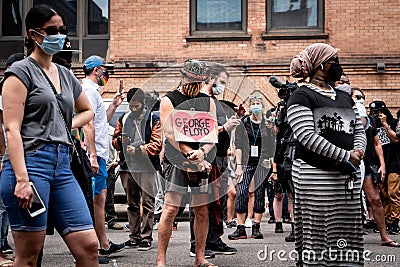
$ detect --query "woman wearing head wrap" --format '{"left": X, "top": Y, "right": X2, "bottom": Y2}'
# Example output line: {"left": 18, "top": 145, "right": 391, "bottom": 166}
{"left": 287, "top": 43, "right": 366, "bottom": 266}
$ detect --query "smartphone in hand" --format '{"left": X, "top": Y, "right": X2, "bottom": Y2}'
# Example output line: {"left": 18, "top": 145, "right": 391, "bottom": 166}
{"left": 27, "top": 182, "right": 46, "bottom": 217}
{"left": 119, "top": 79, "right": 124, "bottom": 94}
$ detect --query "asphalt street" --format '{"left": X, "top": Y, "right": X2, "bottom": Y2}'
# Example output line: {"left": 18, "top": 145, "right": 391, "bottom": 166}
{"left": 7, "top": 214, "right": 400, "bottom": 267}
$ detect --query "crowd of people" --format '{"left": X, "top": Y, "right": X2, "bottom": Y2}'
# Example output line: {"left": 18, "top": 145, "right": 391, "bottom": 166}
{"left": 0, "top": 4, "right": 399, "bottom": 267}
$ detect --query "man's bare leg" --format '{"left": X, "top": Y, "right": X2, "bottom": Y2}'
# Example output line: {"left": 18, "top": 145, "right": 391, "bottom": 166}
{"left": 192, "top": 194, "right": 217, "bottom": 267}
{"left": 94, "top": 189, "right": 109, "bottom": 249}
{"left": 157, "top": 191, "right": 183, "bottom": 266}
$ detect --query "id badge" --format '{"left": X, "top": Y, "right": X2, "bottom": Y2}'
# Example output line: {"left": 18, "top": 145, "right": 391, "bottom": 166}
{"left": 251, "top": 145, "right": 259, "bottom": 157}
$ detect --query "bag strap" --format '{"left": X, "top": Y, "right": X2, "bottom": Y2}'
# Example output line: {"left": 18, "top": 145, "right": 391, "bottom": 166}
{"left": 28, "top": 57, "right": 81, "bottom": 163}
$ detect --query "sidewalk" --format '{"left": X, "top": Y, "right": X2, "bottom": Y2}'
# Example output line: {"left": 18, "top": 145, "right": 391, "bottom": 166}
{"left": 27, "top": 216, "right": 400, "bottom": 266}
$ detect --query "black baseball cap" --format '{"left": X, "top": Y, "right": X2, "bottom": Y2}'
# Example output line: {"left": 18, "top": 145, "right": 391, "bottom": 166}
{"left": 6, "top": 53, "right": 25, "bottom": 68}
{"left": 369, "top": 100, "right": 386, "bottom": 111}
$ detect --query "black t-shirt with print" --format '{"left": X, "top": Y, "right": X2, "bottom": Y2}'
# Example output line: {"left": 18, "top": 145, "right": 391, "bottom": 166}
{"left": 288, "top": 85, "right": 356, "bottom": 170}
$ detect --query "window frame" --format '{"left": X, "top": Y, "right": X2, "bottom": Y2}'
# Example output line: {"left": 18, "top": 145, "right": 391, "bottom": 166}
{"left": 263, "top": 0, "right": 327, "bottom": 40}
{"left": 0, "top": 0, "right": 110, "bottom": 63}
{"left": 187, "top": 0, "right": 251, "bottom": 42}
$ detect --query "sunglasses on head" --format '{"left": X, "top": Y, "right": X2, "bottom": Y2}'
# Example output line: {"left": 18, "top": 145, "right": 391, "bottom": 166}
{"left": 34, "top": 25, "right": 68, "bottom": 35}
{"left": 249, "top": 94, "right": 262, "bottom": 100}
{"left": 355, "top": 95, "right": 365, "bottom": 100}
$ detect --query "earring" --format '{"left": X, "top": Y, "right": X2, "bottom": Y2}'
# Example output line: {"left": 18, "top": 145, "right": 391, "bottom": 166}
{"left": 320, "top": 64, "right": 324, "bottom": 70}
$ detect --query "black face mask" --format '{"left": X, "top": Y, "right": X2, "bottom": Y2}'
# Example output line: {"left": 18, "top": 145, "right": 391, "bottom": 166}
{"left": 371, "top": 114, "right": 382, "bottom": 127}
{"left": 328, "top": 63, "right": 343, "bottom": 82}
{"left": 131, "top": 104, "right": 144, "bottom": 119}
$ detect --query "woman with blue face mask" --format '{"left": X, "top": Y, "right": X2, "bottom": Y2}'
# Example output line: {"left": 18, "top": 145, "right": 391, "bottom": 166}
{"left": 0, "top": 4, "right": 99, "bottom": 266}
{"left": 228, "top": 94, "right": 275, "bottom": 241}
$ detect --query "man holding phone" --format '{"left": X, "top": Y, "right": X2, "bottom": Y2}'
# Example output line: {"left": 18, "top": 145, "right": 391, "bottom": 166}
{"left": 81, "top": 55, "right": 126, "bottom": 258}
{"left": 112, "top": 87, "right": 162, "bottom": 251}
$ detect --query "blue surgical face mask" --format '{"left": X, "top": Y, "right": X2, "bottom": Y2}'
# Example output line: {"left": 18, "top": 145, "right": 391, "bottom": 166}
{"left": 34, "top": 30, "right": 66, "bottom": 55}
{"left": 212, "top": 84, "right": 225, "bottom": 95}
{"left": 250, "top": 104, "right": 263, "bottom": 114}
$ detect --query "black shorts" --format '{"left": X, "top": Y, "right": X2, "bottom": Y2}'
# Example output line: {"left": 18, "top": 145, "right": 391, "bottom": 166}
{"left": 276, "top": 164, "right": 294, "bottom": 194}
{"left": 163, "top": 161, "right": 207, "bottom": 195}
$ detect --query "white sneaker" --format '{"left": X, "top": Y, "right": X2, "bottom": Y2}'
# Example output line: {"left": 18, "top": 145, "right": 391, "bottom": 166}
{"left": 153, "top": 221, "right": 159, "bottom": 230}
{"left": 245, "top": 218, "right": 253, "bottom": 228}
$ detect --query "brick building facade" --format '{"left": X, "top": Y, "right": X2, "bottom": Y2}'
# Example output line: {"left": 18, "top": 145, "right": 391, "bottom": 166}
{"left": 1, "top": 0, "right": 400, "bottom": 112}
{"left": 103, "top": 0, "right": 400, "bottom": 112}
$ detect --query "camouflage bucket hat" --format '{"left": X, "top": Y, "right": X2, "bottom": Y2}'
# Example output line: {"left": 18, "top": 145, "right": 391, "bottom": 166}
{"left": 180, "top": 59, "right": 209, "bottom": 82}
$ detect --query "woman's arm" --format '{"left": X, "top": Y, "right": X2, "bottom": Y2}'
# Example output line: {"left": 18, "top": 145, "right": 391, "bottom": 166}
{"left": 2, "top": 76, "right": 32, "bottom": 209}
{"left": 373, "top": 135, "right": 386, "bottom": 181}
{"left": 352, "top": 106, "right": 367, "bottom": 153}
{"left": 72, "top": 92, "right": 94, "bottom": 129}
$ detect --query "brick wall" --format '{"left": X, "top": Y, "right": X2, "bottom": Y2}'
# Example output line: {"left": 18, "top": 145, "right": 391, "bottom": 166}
{"left": 1, "top": 1, "right": 398, "bottom": 112}
{"left": 106, "top": 0, "right": 400, "bottom": 112}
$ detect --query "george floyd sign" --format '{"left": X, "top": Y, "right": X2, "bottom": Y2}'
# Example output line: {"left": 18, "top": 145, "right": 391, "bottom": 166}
{"left": 172, "top": 109, "right": 218, "bottom": 143}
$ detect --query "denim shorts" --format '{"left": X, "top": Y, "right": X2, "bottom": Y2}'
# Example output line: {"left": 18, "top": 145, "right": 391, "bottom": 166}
{"left": 0, "top": 144, "right": 93, "bottom": 236}
{"left": 94, "top": 156, "right": 108, "bottom": 195}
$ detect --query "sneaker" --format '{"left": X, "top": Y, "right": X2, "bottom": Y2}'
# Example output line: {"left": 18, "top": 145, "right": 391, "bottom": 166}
{"left": 98, "top": 241, "right": 125, "bottom": 256}
{"left": 388, "top": 222, "right": 400, "bottom": 235}
{"left": 365, "top": 220, "right": 377, "bottom": 229}
{"left": 172, "top": 221, "right": 178, "bottom": 231}
{"left": 209, "top": 242, "right": 237, "bottom": 255}
{"left": 1, "top": 240, "right": 13, "bottom": 254}
{"left": 225, "top": 220, "right": 237, "bottom": 228}
{"left": 275, "top": 222, "right": 284, "bottom": 233}
{"left": 138, "top": 241, "right": 152, "bottom": 251}
{"left": 267, "top": 217, "right": 276, "bottom": 224}
{"left": 108, "top": 222, "right": 124, "bottom": 230}
{"left": 251, "top": 223, "right": 263, "bottom": 239}
{"left": 124, "top": 240, "right": 140, "bottom": 248}
{"left": 153, "top": 221, "right": 159, "bottom": 230}
{"left": 98, "top": 255, "right": 109, "bottom": 264}
{"left": 228, "top": 225, "right": 247, "bottom": 240}
{"left": 245, "top": 218, "right": 253, "bottom": 228}
{"left": 123, "top": 223, "right": 130, "bottom": 231}
{"left": 373, "top": 227, "right": 380, "bottom": 233}
{"left": 283, "top": 218, "right": 291, "bottom": 224}
{"left": 189, "top": 246, "right": 215, "bottom": 259}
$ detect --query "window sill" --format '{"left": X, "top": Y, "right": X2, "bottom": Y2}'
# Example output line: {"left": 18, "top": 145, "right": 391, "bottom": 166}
{"left": 261, "top": 32, "right": 328, "bottom": 40}
{"left": 186, "top": 33, "right": 252, "bottom": 42}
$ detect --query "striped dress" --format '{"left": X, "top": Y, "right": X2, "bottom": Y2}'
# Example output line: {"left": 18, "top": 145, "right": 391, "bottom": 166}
{"left": 287, "top": 84, "right": 366, "bottom": 267}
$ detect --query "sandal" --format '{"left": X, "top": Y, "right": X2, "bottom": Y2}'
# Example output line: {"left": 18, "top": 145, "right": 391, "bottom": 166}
{"left": 381, "top": 240, "right": 400, "bottom": 247}
{"left": 196, "top": 263, "right": 217, "bottom": 267}
{"left": 0, "top": 259, "right": 13, "bottom": 267}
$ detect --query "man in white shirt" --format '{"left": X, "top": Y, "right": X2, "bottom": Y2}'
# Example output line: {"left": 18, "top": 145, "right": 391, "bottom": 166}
{"left": 81, "top": 55, "right": 126, "bottom": 257}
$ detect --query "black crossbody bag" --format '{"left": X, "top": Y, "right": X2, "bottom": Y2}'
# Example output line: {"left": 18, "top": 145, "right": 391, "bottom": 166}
{"left": 29, "top": 57, "right": 95, "bottom": 219}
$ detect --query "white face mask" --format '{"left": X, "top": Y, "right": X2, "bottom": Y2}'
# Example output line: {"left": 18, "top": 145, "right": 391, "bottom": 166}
{"left": 335, "top": 83, "right": 352, "bottom": 95}
{"left": 250, "top": 104, "right": 263, "bottom": 114}
{"left": 212, "top": 84, "right": 225, "bottom": 95}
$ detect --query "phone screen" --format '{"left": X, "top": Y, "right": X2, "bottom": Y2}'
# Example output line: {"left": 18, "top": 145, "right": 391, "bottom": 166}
{"left": 27, "top": 182, "right": 46, "bottom": 217}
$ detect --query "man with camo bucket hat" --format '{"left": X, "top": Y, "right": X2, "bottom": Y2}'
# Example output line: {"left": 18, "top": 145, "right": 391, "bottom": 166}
{"left": 157, "top": 59, "right": 219, "bottom": 267}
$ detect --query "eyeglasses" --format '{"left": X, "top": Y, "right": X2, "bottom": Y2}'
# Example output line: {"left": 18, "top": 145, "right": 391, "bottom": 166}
{"left": 249, "top": 94, "right": 262, "bottom": 100}
{"left": 34, "top": 26, "right": 68, "bottom": 35}
{"left": 354, "top": 95, "right": 365, "bottom": 100}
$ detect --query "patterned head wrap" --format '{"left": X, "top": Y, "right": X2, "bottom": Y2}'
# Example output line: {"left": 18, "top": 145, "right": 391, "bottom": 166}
{"left": 290, "top": 43, "right": 338, "bottom": 79}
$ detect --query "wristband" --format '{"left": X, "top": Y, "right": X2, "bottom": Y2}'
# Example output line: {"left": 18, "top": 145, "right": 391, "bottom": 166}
{"left": 237, "top": 164, "right": 242, "bottom": 166}
{"left": 272, "top": 171, "right": 277, "bottom": 174}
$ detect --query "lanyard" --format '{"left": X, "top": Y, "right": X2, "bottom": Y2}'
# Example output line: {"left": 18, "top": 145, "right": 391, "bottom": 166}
{"left": 249, "top": 119, "right": 260, "bottom": 145}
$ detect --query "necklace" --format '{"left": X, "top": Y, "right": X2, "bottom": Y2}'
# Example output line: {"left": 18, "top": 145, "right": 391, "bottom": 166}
{"left": 307, "top": 83, "right": 336, "bottom": 100}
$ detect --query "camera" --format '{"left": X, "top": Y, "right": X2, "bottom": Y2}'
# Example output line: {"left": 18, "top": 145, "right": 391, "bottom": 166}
{"left": 269, "top": 76, "right": 298, "bottom": 103}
